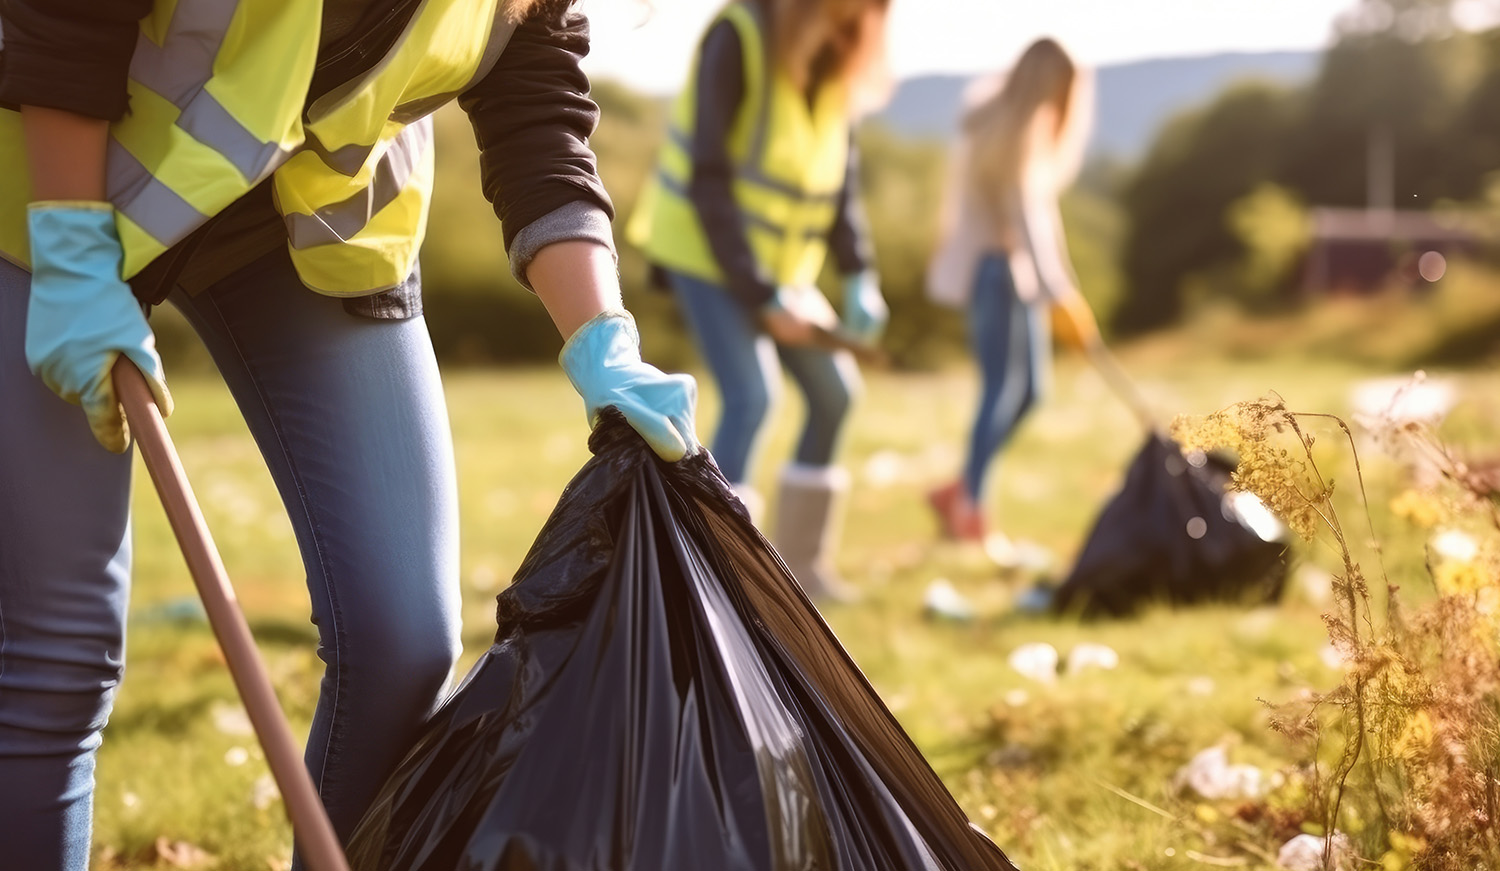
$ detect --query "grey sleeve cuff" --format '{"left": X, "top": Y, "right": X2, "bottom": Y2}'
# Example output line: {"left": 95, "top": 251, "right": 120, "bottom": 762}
{"left": 508, "top": 200, "right": 618, "bottom": 290}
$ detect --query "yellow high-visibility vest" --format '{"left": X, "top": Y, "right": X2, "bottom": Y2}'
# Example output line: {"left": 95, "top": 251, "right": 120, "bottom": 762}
{"left": 625, "top": 1, "right": 851, "bottom": 290}
{"left": 0, "top": 0, "right": 521, "bottom": 296}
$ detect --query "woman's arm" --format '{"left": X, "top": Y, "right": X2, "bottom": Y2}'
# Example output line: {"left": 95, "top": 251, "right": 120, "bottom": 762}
{"left": 20, "top": 106, "right": 108, "bottom": 201}
{"left": 457, "top": 0, "right": 616, "bottom": 325}
{"left": 528, "top": 239, "right": 620, "bottom": 339}
{"left": 457, "top": 0, "right": 698, "bottom": 459}
{"left": 2, "top": 0, "right": 149, "bottom": 198}
{"left": 1013, "top": 168, "right": 1100, "bottom": 347}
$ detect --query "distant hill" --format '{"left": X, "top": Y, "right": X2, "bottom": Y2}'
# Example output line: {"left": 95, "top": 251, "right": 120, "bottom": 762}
{"left": 876, "top": 50, "right": 1320, "bottom": 159}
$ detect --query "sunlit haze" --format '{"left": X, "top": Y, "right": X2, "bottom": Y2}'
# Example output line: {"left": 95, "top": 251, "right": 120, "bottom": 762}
{"left": 580, "top": 0, "right": 1363, "bottom": 94}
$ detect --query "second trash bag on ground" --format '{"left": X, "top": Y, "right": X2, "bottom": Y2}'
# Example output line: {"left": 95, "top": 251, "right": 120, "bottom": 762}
{"left": 346, "top": 411, "right": 1017, "bottom": 871}
{"left": 1051, "top": 433, "right": 1291, "bottom": 619}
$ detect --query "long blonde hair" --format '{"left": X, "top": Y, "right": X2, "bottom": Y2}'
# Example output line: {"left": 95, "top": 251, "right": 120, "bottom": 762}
{"left": 964, "top": 38, "right": 1093, "bottom": 207}
{"left": 767, "top": 0, "right": 892, "bottom": 111}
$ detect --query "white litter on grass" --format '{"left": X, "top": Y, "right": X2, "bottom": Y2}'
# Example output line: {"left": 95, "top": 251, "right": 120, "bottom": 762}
{"left": 224, "top": 746, "right": 250, "bottom": 767}
{"left": 1277, "top": 832, "right": 1353, "bottom": 871}
{"left": 1226, "top": 490, "right": 1286, "bottom": 542}
{"left": 1320, "top": 642, "right": 1350, "bottom": 671}
{"left": 252, "top": 774, "right": 280, "bottom": 811}
{"left": 1295, "top": 565, "right": 1334, "bottom": 606}
{"left": 1007, "top": 642, "right": 1060, "bottom": 684}
{"left": 923, "top": 579, "right": 976, "bottom": 622}
{"left": 1174, "top": 745, "right": 1266, "bottom": 800}
{"left": 210, "top": 702, "right": 254, "bottom": 737}
{"left": 1065, "top": 643, "right": 1120, "bottom": 674}
{"left": 985, "top": 536, "right": 1053, "bottom": 571}
{"left": 122, "top": 791, "right": 140, "bottom": 810}
{"left": 861, "top": 450, "right": 909, "bottom": 488}
{"left": 1350, "top": 375, "right": 1455, "bottom": 427}
{"left": 1431, "top": 528, "right": 1480, "bottom": 563}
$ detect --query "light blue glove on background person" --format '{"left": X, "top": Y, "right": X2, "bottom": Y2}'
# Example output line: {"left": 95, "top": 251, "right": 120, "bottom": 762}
{"left": 840, "top": 270, "right": 889, "bottom": 346}
{"left": 25, "top": 202, "right": 173, "bottom": 453}
{"left": 559, "top": 310, "right": 700, "bottom": 462}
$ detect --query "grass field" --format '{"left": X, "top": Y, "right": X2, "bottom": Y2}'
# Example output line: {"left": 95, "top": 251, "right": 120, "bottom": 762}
{"left": 89, "top": 340, "right": 1500, "bottom": 870}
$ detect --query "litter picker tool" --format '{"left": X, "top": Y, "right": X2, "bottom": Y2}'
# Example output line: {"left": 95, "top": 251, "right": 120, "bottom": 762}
{"left": 113, "top": 358, "right": 351, "bottom": 871}
{"left": 1081, "top": 335, "right": 1159, "bottom": 433}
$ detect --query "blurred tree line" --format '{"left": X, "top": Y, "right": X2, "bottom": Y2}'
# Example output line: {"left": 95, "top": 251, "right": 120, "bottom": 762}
{"left": 1116, "top": 0, "right": 1500, "bottom": 333}
{"left": 171, "top": 2, "right": 1494, "bottom": 369}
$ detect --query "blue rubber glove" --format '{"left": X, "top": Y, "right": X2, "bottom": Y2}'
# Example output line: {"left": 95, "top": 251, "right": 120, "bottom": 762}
{"left": 559, "top": 310, "right": 700, "bottom": 462}
{"left": 25, "top": 203, "right": 172, "bottom": 453}
{"left": 840, "top": 270, "right": 888, "bottom": 346}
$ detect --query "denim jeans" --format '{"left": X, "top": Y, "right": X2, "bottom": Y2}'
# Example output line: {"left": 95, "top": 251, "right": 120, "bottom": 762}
{"left": 963, "top": 253, "right": 1051, "bottom": 501}
{"left": 0, "top": 249, "right": 462, "bottom": 869}
{"left": 667, "top": 271, "right": 860, "bottom": 483}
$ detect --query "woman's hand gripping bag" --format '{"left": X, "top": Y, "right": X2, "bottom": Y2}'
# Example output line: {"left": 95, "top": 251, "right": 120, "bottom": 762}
{"left": 346, "top": 410, "right": 1020, "bottom": 871}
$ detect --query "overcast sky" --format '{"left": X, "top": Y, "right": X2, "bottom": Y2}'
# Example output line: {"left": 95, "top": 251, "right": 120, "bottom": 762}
{"left": 579, "top": 0, "right": 1363, "bottom": 94}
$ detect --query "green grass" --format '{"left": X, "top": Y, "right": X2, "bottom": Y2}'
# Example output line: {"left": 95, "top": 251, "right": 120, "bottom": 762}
{"left": 91, "top": 345, "right": 1500, "bottom": 870}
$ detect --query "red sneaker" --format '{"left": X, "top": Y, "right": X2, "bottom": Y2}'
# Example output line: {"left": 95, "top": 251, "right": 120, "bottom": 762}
{"left": 927, "top": 481, "right": 986, "bottom": 542}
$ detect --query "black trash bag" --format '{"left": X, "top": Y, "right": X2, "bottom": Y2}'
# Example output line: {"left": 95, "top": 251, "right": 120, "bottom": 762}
{"left": 1051, "top": 434, "right": 1291, "bottom": 619}
{"left": 346, "top": 411, "right": 1018, "bottom": 871}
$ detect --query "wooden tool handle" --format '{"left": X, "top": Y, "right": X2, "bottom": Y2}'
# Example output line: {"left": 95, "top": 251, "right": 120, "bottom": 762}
{"left": 113, "top": 359, "right": 351, "bottom": 871}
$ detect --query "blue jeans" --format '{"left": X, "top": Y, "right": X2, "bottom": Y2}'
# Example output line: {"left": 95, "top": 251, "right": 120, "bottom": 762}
{"left": 0, "top": 250, "right": 461, "bottom": 869}
{"left": 963, "top": 253, "right": 1050, "bottom": 501}
{"left": 668, "top": 272, "right": 860, "bottom": 483}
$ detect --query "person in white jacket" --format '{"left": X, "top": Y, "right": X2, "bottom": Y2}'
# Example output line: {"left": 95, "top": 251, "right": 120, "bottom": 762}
{"left": 925, "top": 38, "right": 1101, "bottom": 548}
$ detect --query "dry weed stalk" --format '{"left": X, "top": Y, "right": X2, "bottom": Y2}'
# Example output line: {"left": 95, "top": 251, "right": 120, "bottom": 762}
{"left": 1173, "top": 393, "right": 1500, "bottom": 871}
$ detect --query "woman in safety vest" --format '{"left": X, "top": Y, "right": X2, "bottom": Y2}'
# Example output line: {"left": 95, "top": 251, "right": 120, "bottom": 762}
{"left": 924, "top": 38, "right": 1102, "bottom": 554}
{"left": 627, "top": 0, "right": 891, "bottom": 602}
{"left": 0, "top": 1, "right": 697, "bottom": 866}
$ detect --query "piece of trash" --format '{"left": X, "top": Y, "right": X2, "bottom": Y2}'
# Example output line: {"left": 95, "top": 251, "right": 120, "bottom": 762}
{"left": 1186, "top": 676, "right": 1216, "bottom": 696}
{"left": 1173, "top": 746, "right": 1265, "bottom": 800}
{"left": 210, "top": 702, "right": 254, "bottom": 737}
{"left": 155, "top": 837, "right": 215, "bottom": 869}
{"left": 1277, "top": 832, "right": 1352, "bottom": 871}
{"left": 861, "top": 450, "right": 910, "bottom": 488}
{"left": 985, "top": 536, "right": 1052, "bottom": 572}
{"left": 122, "top": 791, "right": 140, "bottom": 810}
{"left": 924, "top": 579, "right": 977, "bottom": 622}
{"left": 1319, "top": 643, "right": 1350, "bottom": 670}
{"left": 251, "top": 774, "right": 280, "bottom": 811}
{"left": 1065, "top": 643, "right": 1119, "bottom": 674}
{"left": 1007, "top": 642, "right": 1059, "bottom": 684}
{"left": 1430, "top": 528, "right": 1479, "bottom": 563}
{"left": 1350, "top": 375, "right": 1454, "bottom": 427}
{"left": 1294, "top": 565, "right": 1334, "bottom": 606}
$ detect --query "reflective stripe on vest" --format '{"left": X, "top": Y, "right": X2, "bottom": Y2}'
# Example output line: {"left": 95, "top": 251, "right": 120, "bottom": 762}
{"left": 286, "top": 119, "right": 433, "bottom": 250}
{"left": 624, "top": 1, "right": 850, "bottom": 289}
{"left": 1, "top": 0, "right": 519, "bottom": 297}
{"left": 274, "top": 0, "right": 517, "bottom": 292}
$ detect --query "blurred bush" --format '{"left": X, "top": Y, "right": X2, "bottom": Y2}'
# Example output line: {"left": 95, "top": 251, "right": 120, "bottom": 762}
{"left": 1117, "top": 0, "right": 1500, "bottom": 346}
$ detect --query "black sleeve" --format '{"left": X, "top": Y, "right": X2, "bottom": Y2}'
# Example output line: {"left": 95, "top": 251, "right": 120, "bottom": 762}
{"left": 0, "top": 0, "right": 150, "bottom": 120}
{"left": 687, "top": 19, "right": 776, "bottom": 309}
{"left": 827, "top": 136, "right": 874, "bottom": 276}
{"left": 457, "top": 0, "right": 613, "bottom": 254}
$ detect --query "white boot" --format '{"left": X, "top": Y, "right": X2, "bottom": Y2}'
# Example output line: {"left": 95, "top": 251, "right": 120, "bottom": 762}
{"left": 773, "top": 464, "right": 858, "bottom": 602}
